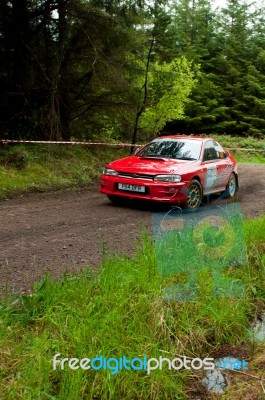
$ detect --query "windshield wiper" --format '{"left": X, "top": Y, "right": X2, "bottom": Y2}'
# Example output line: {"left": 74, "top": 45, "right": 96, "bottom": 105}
{"left": 139, "top": 155, "right": 167, "bottom": 160}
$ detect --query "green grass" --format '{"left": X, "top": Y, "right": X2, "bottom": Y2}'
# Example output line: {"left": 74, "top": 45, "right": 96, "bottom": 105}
{"left": 210, "top": 134, "right": 265, "bottom": 164}
{"left": 234, "top": 152, "right": 265, "bottom": 164}
{"left": 210, "top": 134, "right": 265, "bottom": 151}
{"left": 0, "top": 214, "right": 264, "bottom": 399}
{"left": 0, "top": 144, "right": 128, "bottom": 199}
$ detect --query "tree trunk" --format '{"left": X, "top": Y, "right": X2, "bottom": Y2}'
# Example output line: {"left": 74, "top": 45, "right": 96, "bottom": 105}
{"left": 58, "top": 0, "right": 71, "bottom": 141}
{"left": 130, "top": 38, "right": 154, "bottom": 154}
{"left": 12, "top": 0, "right": 29, "bottom": 88}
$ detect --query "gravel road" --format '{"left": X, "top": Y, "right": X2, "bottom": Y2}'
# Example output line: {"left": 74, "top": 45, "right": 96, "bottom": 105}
{"left": 0, "top": 164, "right": 264, "bottom": 294}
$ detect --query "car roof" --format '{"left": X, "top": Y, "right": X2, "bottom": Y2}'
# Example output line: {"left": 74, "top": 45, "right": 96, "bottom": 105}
{"left": 157, "top": 135, "right": 214, "bottom": 142}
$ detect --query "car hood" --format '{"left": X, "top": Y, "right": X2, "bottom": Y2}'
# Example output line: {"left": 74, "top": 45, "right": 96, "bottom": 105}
{"left": 107, "top": 155, "right": 198, "bottom": 175}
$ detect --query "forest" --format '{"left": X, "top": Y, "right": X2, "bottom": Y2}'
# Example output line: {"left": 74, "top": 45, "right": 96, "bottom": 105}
{"left": 0, "top": 0, "right": 265, "bottom": 143}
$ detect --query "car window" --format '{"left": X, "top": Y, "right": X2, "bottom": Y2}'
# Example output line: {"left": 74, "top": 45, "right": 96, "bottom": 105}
{"left": 203, "top": 140, "right": 227, "bottom": 161}
{"left": 203, "top": 141, "right": 217, "bottom": 161}
{"left": 137, "top": 139, "right": 202, "bottom": 161}
{"left": 213, "top": 141, "right": 228, "bottom": 159}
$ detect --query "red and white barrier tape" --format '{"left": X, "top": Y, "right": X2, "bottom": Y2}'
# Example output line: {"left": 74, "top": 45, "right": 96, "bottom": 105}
{"left": 0, "top": 139, "right": 264, "bottom": 152}
{"left": 0, "top": 139, "right": 143, "bottom": 147}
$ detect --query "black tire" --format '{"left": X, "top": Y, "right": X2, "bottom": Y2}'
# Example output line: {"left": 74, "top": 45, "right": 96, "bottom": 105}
{"left": 224, "top": 172, "right": 237, "bottom": 198}
{"left": 184, "top": 179, "right": 202, "bottom": 210}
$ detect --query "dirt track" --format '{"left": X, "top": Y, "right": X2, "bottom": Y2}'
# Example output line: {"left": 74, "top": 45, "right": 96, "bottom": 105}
{"left": 0, "top": 164, "right": 264, "bottom": 294}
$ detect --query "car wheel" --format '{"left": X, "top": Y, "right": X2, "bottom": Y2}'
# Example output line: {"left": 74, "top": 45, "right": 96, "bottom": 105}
{"left": 184, "top": 179, "right": 202, "bottom": 210}
{"left": 224, "top": 172, "right": 237, "bottom": 198}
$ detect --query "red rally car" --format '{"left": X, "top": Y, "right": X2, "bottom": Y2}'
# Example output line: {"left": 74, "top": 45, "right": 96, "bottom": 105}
{"left": 100, "top": 136, "right": 238, "bottom": 209}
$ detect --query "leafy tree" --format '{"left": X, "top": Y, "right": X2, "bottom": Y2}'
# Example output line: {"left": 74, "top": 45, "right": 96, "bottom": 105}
{"left": 1, "top": 0, "right": 264, "bottom": 142}
{"left": 167, "top": 0, "right": 222, "bottom": 133}
{"left": 139, "top": 57, "right": 195, "bottom": 136}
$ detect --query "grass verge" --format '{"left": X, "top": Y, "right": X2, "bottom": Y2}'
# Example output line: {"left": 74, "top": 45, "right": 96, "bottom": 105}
{"left": 0, "top": 144, "right": 128, "bottom": 199}
{"left": 0, "top": 214, "right": 264, "bottom": 399}
{"left": 211, "top": 134, "right": 265, "bottom": 164}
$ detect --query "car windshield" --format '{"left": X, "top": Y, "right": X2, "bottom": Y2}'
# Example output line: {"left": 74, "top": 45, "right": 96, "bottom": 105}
{"left": 137, "top": 139, "right": 202, "bottom": 161}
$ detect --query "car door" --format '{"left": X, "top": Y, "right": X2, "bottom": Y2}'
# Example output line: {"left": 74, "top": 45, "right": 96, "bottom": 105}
{"left": 202, "top": 140, "right": 233, "bottom": 194}
{"left": 212, "top": 140, "right": 234, "bottom": 191}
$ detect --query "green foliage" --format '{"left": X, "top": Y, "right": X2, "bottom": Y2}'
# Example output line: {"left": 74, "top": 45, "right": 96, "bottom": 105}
{"left": 0, "top": 146, "right": 30, "bottom": 169}
{"left": 0, "top": 144, "right": 128, "bottom": 198}
{"left": 1, "top": 0, "right": 265, "bottom": 142}
{"left": 139, "top": 57, "right": 195, "bottom": 136}
{"left": 168, "top": 0, "right": 265, "bottom": 138}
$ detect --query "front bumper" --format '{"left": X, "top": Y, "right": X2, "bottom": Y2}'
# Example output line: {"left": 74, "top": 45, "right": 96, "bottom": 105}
{"left": 99, "top": 175, "right": 189, "bottom": 203}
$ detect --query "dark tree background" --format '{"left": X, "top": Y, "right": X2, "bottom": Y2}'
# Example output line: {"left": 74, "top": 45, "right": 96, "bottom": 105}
{"left": 0, "top": 0, "right": 264, "bottom": 141}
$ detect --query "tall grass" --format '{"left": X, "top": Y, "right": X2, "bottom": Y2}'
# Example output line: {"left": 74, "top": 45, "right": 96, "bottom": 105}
{"left": 0, "top": 144, "right": 128, "bottom": 199}
{"left": 0, "top": 214, "right": 264, "bottom": 399}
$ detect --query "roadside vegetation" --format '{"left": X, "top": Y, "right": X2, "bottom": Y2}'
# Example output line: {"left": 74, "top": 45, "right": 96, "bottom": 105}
{"left": 0, "top": 144, "right": 127, "bottom": 199}
{"left": 0, "top": 214, "right": 264, "bottom": 399}
{"left": 0, "top": 135, "right": 264, "bottom": 199}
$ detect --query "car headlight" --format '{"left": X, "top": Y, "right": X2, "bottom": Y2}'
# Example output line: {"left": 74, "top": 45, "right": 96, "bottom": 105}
{"left": 154, "top": 174, "right": 181, "bottom": 182}
{"left": 103, "top": 168, "right": 118, "bottom": 176}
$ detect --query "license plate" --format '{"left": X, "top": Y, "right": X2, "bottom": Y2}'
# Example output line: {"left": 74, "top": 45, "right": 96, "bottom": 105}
{"left": 118, "top": 183, "right": 145, "bottom": 193}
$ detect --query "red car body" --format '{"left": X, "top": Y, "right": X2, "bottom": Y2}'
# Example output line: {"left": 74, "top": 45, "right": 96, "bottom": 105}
{"left": 100, "top": 136, "right": 238, "bottom": 208}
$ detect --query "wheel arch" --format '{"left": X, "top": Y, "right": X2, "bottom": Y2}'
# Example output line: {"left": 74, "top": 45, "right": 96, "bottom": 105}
{"left": 191, "top": 175, "right": 203, "bottom": 194}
